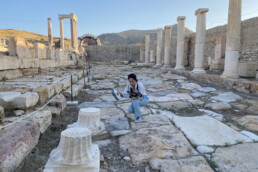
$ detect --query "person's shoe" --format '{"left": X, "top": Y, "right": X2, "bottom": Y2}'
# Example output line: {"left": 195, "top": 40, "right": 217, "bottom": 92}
{"left": 135, "top": 117, "right": 143, "bottom": 123}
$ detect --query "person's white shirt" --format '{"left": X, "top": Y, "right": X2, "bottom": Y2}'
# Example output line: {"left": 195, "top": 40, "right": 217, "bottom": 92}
{"left": 122, "top": 82, "right": 147, "bottom": 98}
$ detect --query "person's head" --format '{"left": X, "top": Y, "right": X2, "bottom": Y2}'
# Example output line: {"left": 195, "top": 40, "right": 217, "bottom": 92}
{"left": 128, "top": 73, "right": 138, "bottom": 87}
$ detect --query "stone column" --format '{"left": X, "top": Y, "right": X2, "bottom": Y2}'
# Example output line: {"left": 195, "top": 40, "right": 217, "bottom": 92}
{"left": 192, "top": 8, "right": 209, "bottom": 73}
{"left": 156, "top": 28, "right": 163, "bottom": 66}
{"left": 70, "top": 19, "right": 74, "bottom": 49}
{"left": 59, "top": 19, "right": 64, "bottom": 49}
{"left": 210, "top": 35, "right": 226, "bottom": 70}
{"left": 44, "top": 127, "right": 100, "bottom": 171}
{"left": 163, "top": 25, "right": 172, "bottom": 68}
{"left": 145, "top": 35, "right": 150, "bottom": 64}
{"left": 140, "top": 39, "right": 145, "bottom": 62}
{"left": 48, "top": 18, "right": 53, "bottom": 47}
{"left": 150, "top": 50, "right": 155, "bottom": 63}
{"left": 68, "top": 108, "right": 104, "bottom": 135}
{"left": 175, "top": 16, "right": 186, "bottom": 70}
{"left": 74, "top": 19, "right": 78, "bottom": 51}
{"left": 221, "top": 0, "right": 242, "bottom": 78}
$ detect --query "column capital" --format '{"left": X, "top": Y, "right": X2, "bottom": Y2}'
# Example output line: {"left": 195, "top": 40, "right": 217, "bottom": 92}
{"left": 164, "top": 25, "right": 173, "bottom": 29}
{"left": 195, "top": 8, "right": 209, "bottom": 15}
{"left": 157, "top": 28, "right": 163, "bottom": 31}
{"left": 177, "top": 16, "right": 186, "bottom": 21}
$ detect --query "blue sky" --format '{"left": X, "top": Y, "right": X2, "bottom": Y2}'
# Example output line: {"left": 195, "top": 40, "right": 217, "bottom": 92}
{"left": 0, "top": 0, "right": 258, "bottom": 38}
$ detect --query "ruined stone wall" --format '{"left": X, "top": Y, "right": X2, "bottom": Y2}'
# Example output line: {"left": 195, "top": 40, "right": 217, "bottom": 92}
{"left": 0, "top": 36, "right": 86, "bottom": 81}
{"left": 84, "top": 44, "right": 140, "bottom": 62}
{"left": 182, "top": 17, "right": 258, "bottom": 68}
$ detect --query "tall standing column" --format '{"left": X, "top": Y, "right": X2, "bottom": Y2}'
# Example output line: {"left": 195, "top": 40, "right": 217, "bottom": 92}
{"left": 221, "top": 0, "right": 242, "bottom": 78}
{"left": 140, "top": 39, "right": 145, "bottom": 62}
{"left": 59, "top": 19, "right": 64, "bottom": 49}
{"left": 145, "top": 35, "right": 150, "bottom": 64}
{"left": 163, "top": 25, "right": 172, "bottom": 68}
{"left": 48, "top": 18, "right": 53, "bottom": 47}
{"left": 156, "top": 28, "right": 163, "bottom": 66}
{"left": 192, "top": 8, "right": 209, "bottom": 73}
{"left": 175, "top": 16, "right": 186, "bottom": 70}
{"left": 70, "top": 19, "right": 74, "bottom": 49}
{"left": 74, "top": 20, "right": 78, "bottom": 51}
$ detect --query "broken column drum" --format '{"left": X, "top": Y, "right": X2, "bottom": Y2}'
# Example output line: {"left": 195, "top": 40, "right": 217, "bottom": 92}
{"left": 175, "top": 16, "right": 186, "bottom": 70}
{"left": 156, "top": 28, "right": 163, "bottom": 66}
{"left": 221, "top": 0, "right": 242, "bottom": 78}
{"left": 163, "top": 25, "right": 172, "bottom": 68}
{"left": 68, "top": 108, "right": 104, "bottom": 135}
{"left": 192, "top": 8, "right": 209, "bottom": 73}
{"left": 44, "top": 127, "right": 100, "bottom": 172}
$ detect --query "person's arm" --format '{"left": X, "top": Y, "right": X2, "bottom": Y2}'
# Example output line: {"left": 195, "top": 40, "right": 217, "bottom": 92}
{"left": 117, "top": 84, "right": 130, "bottom": 98}
{"left": 138, "top": 82, "right": 147, "bottom": 96}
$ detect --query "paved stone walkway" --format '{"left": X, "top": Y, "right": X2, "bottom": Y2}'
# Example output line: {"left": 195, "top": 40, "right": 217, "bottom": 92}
{"left": 85, "top": 64, "right": 258, "bottom": 172}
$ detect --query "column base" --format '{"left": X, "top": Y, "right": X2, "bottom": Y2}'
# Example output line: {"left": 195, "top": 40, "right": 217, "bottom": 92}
{"left": 174, "top": 65, "right": 185, "bottom": 70}
{"left": 192, "top": 68, "right": 206, "bottom": 73}
{"left": 44, "top": 145, "right": 100, "bottom": 172}
{"left": 221, "top": 72, "right": 239, "bottom": 79}
{"left": 155, "top": 63, "right": 163, "bottom": 67}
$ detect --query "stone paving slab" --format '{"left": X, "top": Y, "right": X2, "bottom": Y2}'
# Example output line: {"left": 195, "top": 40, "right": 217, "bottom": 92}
{"left": 150, "top": 156, "right": 213, "bottom": 172}
{"left": 173, "top": 115, "right": 252, "bottom": 146}
{"left": 212, "top": 143, "right": 258, "bottom": 172}
{"left": 119, "top": 125, "right": 198, "bottom": 165}
{"left": 78, "top": 102, "right": 116, "bottom": 109}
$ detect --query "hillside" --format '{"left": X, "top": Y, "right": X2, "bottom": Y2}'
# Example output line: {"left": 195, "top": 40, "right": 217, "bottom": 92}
{"left": 0, "top": 29, "right": 70, "bottom": 45}
{"left": 98, "top": 25, "right": 193, "bottom": 45}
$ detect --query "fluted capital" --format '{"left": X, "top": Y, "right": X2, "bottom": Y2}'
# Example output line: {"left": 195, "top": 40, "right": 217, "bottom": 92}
{"left": 50, "top": 127, "right": 99, "bottom": 165}
{"left": 195, "top": 8, "right": 209, "bottom": 15}
{"left": 164, "top": 25, "right": 173, "bottom": 29}
{"left": 157, "top": 28, "right": 163, "bottom": 31}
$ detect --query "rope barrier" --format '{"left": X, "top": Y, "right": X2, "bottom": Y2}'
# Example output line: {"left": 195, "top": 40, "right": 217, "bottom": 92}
{"left": 0, "top": 66, "right": 91, "bottom": 130}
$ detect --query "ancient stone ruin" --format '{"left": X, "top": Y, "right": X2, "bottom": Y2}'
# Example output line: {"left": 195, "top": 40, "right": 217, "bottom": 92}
{"left": 0, "top": 0, "right": 258, "bottom": 171}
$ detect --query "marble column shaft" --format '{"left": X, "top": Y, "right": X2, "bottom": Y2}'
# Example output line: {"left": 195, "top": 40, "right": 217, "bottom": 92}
{"left": 48, "top": 18, "right": 53, "bottom": 47}
{"left": 156, "top": 28, "right": 163, "bottom": 66}
{"left": 140, "top": 39, "right": 145, "bottom": 62}
{"left": 175, "top": 16, "right": 186, "bottom": 70}
{"left": 221, "top": 0, "right": 242, "bottom": 78}
{"left": 145, "top": 35, "right": 150, "bottom": 64}
{"left": 163, "top": 25, "right": 172, "bottom": 68}
{"left": 192, "top": 8, "right": 209, "bottom": 73}
{"left": 59, "top": 19, "right": 64, "bottom": 49}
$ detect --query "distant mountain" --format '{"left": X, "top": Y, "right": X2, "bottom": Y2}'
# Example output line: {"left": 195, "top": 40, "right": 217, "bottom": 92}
{"left": 98, "top": 25, "right": 193, "bottom": 45}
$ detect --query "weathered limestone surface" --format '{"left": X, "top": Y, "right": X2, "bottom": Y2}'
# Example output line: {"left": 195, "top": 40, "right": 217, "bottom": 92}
{"left": 100, "top": 108, "right": 125, "bottom": 119}
{"left": 130, "top": 114, "right": 171, "bottom": 130}
{"left": 0, "top": 92, "right": 21, "bottom": 108}
{"left": 0, "top": 122, "right": 40, "bottom": 172}
{"left": 211, "top": 92, "right": 243, "bottom": 103}
{"left": 213, "top": 143, "right": 258, "bottom": 172}
{"left": 119, "top": 125, "right": 198, "bottom": 165}
{"left": 157, "top": 101, "right": 191, "bottom": 110}
{"left": 150, "top": 156, "right": 213, "bottom": 172}
{"left": 173, "top": 115, "right": 252, "bottom": 146}
{"left": 175, "top": 16, "right": 186, "bottom": 70}
{"left": 0, "top": 106, "right": 4, "bottom": 123}
{"left": 221, "top": 0, "right": 242, "bottom": 78}
{"left": 204, "top": 102, "right": 232, "bottom": 110}
{"left": 163, "top": 26, "right": 172, "bottom": 68}
{"left": 27, "top": 110, "right": 52, "bottom": 133}
{"left": 145, "top": 35, "right": 150, "bottom": 64}
{"left": 233, "top": 115, "right": 258, "bottom": 131}
{"left": 104, "top": 117, "right": 129, "bottom": 132}
{"left": 44, "top": 127, "right": 100, "bottom": 172}
{"left": 156, "top": 28, "right": 163, "bottom": 66}
{"left": 69, "top": 108, "right": 105, "bottom": 135}
{"left": 192, "top": 8, "right": 209, "bottom": 73}
{"left": 10, "top": 92, "right": 39, "bottom": 109}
